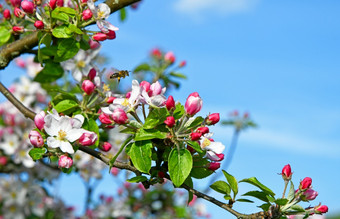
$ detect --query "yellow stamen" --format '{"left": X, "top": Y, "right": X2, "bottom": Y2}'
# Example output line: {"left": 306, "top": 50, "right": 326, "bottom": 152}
{"left": 201, "top": 138, "right": 211, "bottom": 149}
{"left": 77, "top": 60, "right": 86, "bottom": 68}
{"left": 58, "top": 130, "right": 67, "bottom": 141}
{"left": 122, "top": 98, "right": 129, "bottom": 107}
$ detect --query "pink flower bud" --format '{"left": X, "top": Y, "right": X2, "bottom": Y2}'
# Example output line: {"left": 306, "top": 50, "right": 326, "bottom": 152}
{"left": 164, "top": 51, "right": 175, "bottom": 64}
{"left": 82, "top": 80, "right": 95, "bottom": 95}
{"left": 126, "top": 91, "right": 131, "bottom": 98}
{"left": 82, "top": 8, "right": 92, "bottom": 21}
{"left": 149, "top": 81, "right": 162, "bottom": 96}
{"left": 206, "top": 153, "right": 224, "bottom": 161}
{"left": 190, "top": 132, "right": 202, "bottom": 141}
{"left": 58, "top": 155, "right": 73, "bottom": 168}
{"left": 10, "top": 0, "right": 21, "bottom": 7}
{"left": 106, "top": 30, "right": 116, "bottom": 40}
{"left": 99, "top": 142, "right": 112, "bottom": 152}
{"left": 165, "top": 95, "right": 175, "bottom": 111}
{"left": 302, "top": 188, "right": 318, "bottom": 201}
{"left": 92, "top": 32, "right": 107, "bottom": 41}
{"left": 112, "top": 108, "right": 128, "bottom": 124}
{"left": 315, "top": 205, "right": 328, "bottom": 214}
{"left": 185, "top": 92, "right": 203, "bottom": 116}
{"left": 151, "top": 48, "right": 162, "bottom": 59}
{"left": 179, "top": 60, "right": 186, "bottom": 67}
{"left": 21, "top": 1, "right": 35, "bottom": 14}
{"left": 299, "top": 177, "right": 312, "bottom": 190}
{"left": 0, "top": 156, "right": 8, "bottom": 166}
{"left": 107, "top": 96, "right": 115, "bottom": 104}
{"left": 140, "top": 81, "right": 150, "bottom": 92}
{"left": 78, "top": 131, "right": 97, "bottom": 146}
{"left": 281, "top": 164, "right": 292, "bottom": 180}
{"left": 34, "top": 20, "right": 44, "bottom": 29}
{"left": 208, "top": 162, "right": 220, "bottom": 171}
{"left": 3, "top": 9, "right": 11, "bottom": 19}
{"left": 56, "top": 0, "right": 63, "bottom": 7}
{"left": 206, "top": 113, "right": 220, "bottom": 125}
{"left": 111, "top": 167, "right": 119, "bottom": 176}
{"left": 88, "top": 39, "right": 100, "bottom": 49}
{"left": 34, "top": 111, "right": 45, "bottom": 130}
{"left": 49, "top": 0, "right": 57, "bottom": 9}
{"left": 88, "top": 68, "right": 97, "bottom": 81}
{"left": 12, "top": 26, "right": 24, "bottom": 33}
{"left": 14, "top": 7, "right": 25, "bottom": 18}
{"left": 99, "top": 113, "right": 113, "bottom": 124}
{"left": 164, "top": 116, "right": 175, "bottom": 128}
{"left": 243, "top": 112, "right": 249, "bottom": 119}
{"left": 29, "top": 130, "right": 44, "bottom": 147}
{"left": 197, "top": 126, "right": 209, "bottom": 134}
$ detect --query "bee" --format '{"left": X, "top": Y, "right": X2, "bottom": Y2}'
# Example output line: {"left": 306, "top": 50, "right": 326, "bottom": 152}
{"left": 110, "top": 70, "right": 130, "bottom": 83}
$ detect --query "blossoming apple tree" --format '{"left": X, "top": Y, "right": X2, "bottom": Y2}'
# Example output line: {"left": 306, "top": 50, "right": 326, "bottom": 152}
{"left": 0, "top": 0, "right": 329, "bottom": 218}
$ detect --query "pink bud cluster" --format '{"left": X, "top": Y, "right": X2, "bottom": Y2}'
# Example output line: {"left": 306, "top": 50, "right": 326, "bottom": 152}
{"left": 92, "top": 30, "right": 116, "bottom": 42}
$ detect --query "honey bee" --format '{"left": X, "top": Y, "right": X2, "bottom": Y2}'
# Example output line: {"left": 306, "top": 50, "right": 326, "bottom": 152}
{"left": 110, "top": 70, "right": 130, "bottom": 83}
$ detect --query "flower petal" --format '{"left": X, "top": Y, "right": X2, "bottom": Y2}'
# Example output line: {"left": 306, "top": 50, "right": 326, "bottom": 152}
{"left": 67, "top": 129, "right": 85, "bottom": 142}
{"left": 59, "top": 141, "right": 75, "bottom": 154}
{"left": 47, "top": 137, "right": 60, "bottom": 148}
{"left": 205, "top": 141, "right": 225, "bottom": 154}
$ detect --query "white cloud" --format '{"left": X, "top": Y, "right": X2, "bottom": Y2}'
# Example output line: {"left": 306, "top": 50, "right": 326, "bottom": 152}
{"left": 174, "top": 0, "right": 260, "bottom": 16}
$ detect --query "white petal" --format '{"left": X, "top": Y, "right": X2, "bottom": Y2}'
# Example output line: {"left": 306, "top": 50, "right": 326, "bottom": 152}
{"left": 44, "top": 116, "right": 60, "bottom": 136}
{"left": 67, "top": 129, "right": 85, "bottom": 142}
{"left": 59, "top": 117, "right": 72, "bottom": 132}
{"left": 72, "top": 115, "right": 84, "bottom": 128}
{"left": 87, "top": 0, "right": 97, "bottom": 15}
{"left": 151, "top": 95, "right": 166, "bottom": 107}
{"left": 59, "top": 141, "right": 75, "bottom": 154}
{"left": 72, "top": 69, "right": 83, "bottom": 82}
{"left": 102, "top": 20, "right": 119, "bottom": 31}
{"left": 205, "top": 142, "right": 225, "bottom": 154}
{"left": 98, "top": 3, "right": 111, "bottom": 18}
{"left": 47, "top": 137, "right": 60, "bottom": 148}
{"left": 101, "top": 106, "right": 113, "bottom": 115}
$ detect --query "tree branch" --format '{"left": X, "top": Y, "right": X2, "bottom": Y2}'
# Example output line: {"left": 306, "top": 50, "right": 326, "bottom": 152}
{"left": 0, "top": 0, "right": 140, "bottom": 70}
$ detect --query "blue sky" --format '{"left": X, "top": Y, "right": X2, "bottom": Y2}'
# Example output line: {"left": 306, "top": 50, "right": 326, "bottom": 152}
{"left": 1, "top": 0, "right": 340, "bottom": 218}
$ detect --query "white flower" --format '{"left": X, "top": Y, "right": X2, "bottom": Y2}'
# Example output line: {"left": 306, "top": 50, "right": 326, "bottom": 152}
{"left": 199, "top": 133, "right": 225, "bottom": 156}
{"left": 44, "top": 114, "right": 85, "bottom": 154}
{"left": 0, "top": 134, "right": 20, "bottom": 155}
{"left": 87, "top": 0, "right": 119, "bottom": 33}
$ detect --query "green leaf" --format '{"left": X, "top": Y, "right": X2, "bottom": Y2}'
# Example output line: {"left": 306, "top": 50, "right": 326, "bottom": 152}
{"left": 266, "top": 195, "right": 275, "bottom": 203}
{"left": 51, "top": 10, "right": 69, "bottom": 23}
{"left": 133, "top": 63, "right": 151, "bottom": 72}
{"left": 57, "top": 7, "right": 77, "bottom": 15}
{"left": 275, "top": 198, "right": 288, "bottom": 206}
{"left": 52, "top": 25, "right": 72, "bottom": 38}
{"left": 287, "top": 181, "right": 295, "bottom": 202}
{"left": 120, "top": 8, "right": 127, "bottom": 21}
{"left": 222, "top": 170, "right": 238, "bottom": 197}
{"left": 184, "top": 177, "right": 194, "bottom": 204}
{"left": 126, "top": 175, "right": 148, "bottom": 183}
{"left": 34, "top": 61, "right": 64, "bottom": 83}
{"left": 184, "top": 116, "right": 204, "bottom": 130}
{"left": 173, "top": 103, "right": 185, "bottom": 119}
{"left": 128, "top": 140, "right": 152, "bottom": 173}
{"left": 242, "top": 191, "right": 269, "bottom": 202}
{"left": 168, "top": 148, "right": 192, "bottom": 187}
{"left": 239, "top": 177, "right": 275, "bottom": 197}
{"left": 143, "top": 108, "right": 169, "bottom": 129}
{"left": 224, "top": 194, "right": 232, "bottom": 200}
{"left": 129, "top": 120, "right": 143, "bottom": 129}
{"left": 0, "top": 26, "right": 12, "bottom": 46}
{"left": 290, "top": 204, "right": 306, "bottom": 213}
{"left": 54, "top": 99, "right": 79, "bottom": 115}
{"left": 68, "top": 24, "right": 83, "bottom": 34}
{"left": 51, "top": 92, "right": 78, "bottom": 105}
{"left": 236, "top": 199, "right": 254, "bottom": 203}
{"left": 190, "top": 158, "right": 213, "bottom": 179}
{"left": 210, "top": 181, "right": 231, "bottom": 195}
{"left": 29, "top": 148, "right": 46, "bottom": 161}
{"left": 186, "top": 141, "right": 203, "bottom": 153}
{"left": 169, "top": 72, "right": 187, "bottom": 79}
{"left": 55, "top": 38, "right": 80, "bottom": 62}
{"left": 259, "top": 203, "right": 271, "bottom": 211}
{"left": 41, "top": 33, "right": 52, "bottom": 47}
{"left": 109, "top": 135, "right": 133, "bottom": 169}
{"left": 134, "top": 128, "right": 167, "bottom": 141}
{"left": 79, "top": 37, "right": 90, "bottom": 50}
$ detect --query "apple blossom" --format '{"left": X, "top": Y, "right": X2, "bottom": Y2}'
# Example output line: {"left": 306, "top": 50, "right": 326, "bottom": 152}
{"left": 12, "top": 26, "right": 24, "bottom": 33}
{"left": 179, "top": 60, "right": 186, "bottom": 67}
{"left": 78, "top": 131, "right": 98, "bottom": 146}
{"left": 99, "top": 142, "right": 112, "bottom": 152}
{"left": 206, "top": 153, "right": 224, "bottom": 162}
{"left": 82, "top": 8, "right": 93, "bottom": 21}
{"left": 164, "top": 51, "right": 175, "bottom": 64}
{"left": 315, "top": 205, "right": 328, "bottom": 214}
{"left": 82, "top": 80, "right": 96, "bottom": 95}
{"left": 207, "top": 162, "right": 220, "bottom": 171}
{"left": 93, "top": 32, "right": 107, "bottom": 41}
{"left": 34, "top": 20, "right": 44, "bottom": 29}
{"left": 14, "top": 8, "right": 25, "bottom": 18}
{"left": 10, "top": 0, "right": 21, "bottom": 7}
{"left": 281, "top": 164, "right": 292, "bottom": 180}
{"left": 165, "top": 95, "right": 175, "bottom": 111}
{"left": 58, "top": 155, "right": 73, "bottom": 168}
{"left": 34, "top": 111, "right": 45, "bottom": 130}
{"left": 140, "top": 81, "right": 150, "bottom": 92}
{"left": 190, "top": 132, "right": 202, "bottom": 141}
{"left": 21, "top": 1, "right": 35, "bottom": 14}
{"left": 112, "top": 108, "right": 129, "bottom": 124}
{"left": 196, "top": 126, "right": 209, "bottom": 135}
{"left": 301, "top": 188, "right": 318, "bottom": 201}
{"left": 164, "top": 116, "right": 175, "bottom": 128}
{"left": 87, "top": 0, "right": 119, "bottom": 33}
{"left": 106, "top": 30, "right": 116, "bottom": 40}
{"left": 44, "top": 114, "right": 85, "bottom": 154}
{"left": 3, "top": 9, "right": 11, "bottom": 19}
{"left": 89, "top": 39, "right": 100, "bottom": 49}
{"left": 299, "top": 177, "right": 312, "bottom": 190}
{"left": 29, "top": 130, "right": 44, "bottom": 147}
{"left": 151, "top": 48, "right": 162, "bottom": 59}
{"left": 205, "top": 113, "right": 220, "bottom": 125}
{"left": 185, "top": 92, "right": 203, "bottom": 116}
{"left": 0, "top": 156, "right": 7, "bottom": 166}
{"left": 99, "top": 113, "right": 113, "bottom": 124}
